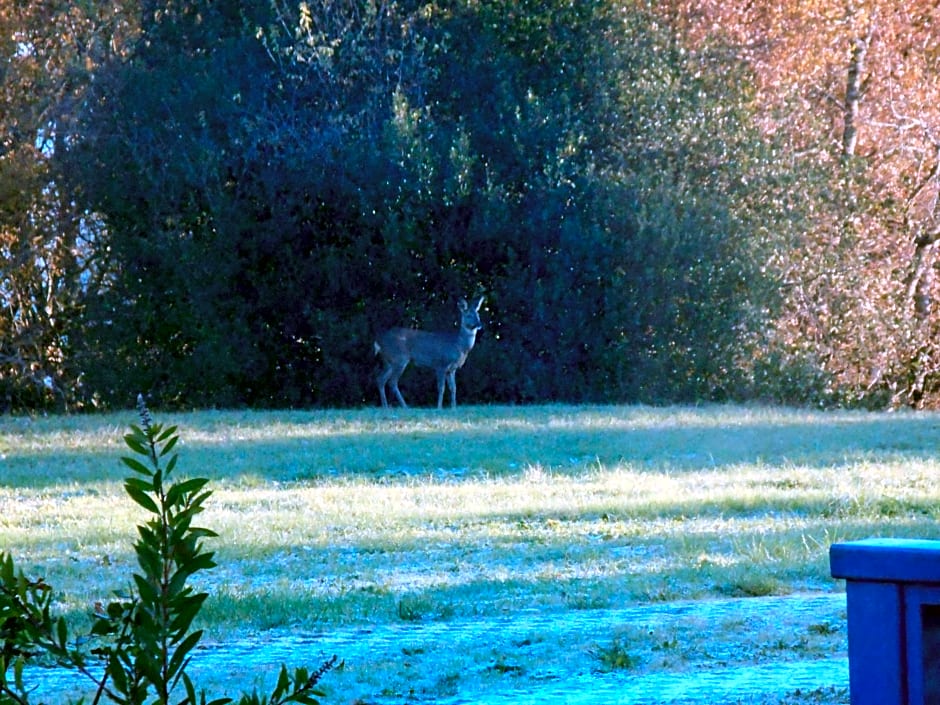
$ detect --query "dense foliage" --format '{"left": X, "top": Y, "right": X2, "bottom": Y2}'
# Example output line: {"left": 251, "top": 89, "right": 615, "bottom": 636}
{"left": 1, "top": 0, "right": 938, "bottom": 409}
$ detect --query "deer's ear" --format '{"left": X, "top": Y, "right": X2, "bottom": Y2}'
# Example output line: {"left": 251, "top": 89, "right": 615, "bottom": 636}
{"left": 474, "top": 296, "right": 484, "bottom": 311}
{"left": 458, "top": 298, "right": 468, "bottom": 311}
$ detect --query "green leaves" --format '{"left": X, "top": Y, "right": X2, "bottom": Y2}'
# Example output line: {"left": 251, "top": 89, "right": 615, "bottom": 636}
{"left": 125, "top": 477, "right": 160, "bottom": 514}
{"left": 113, "top": 400, "right": 219, "bottom": 704}
{"left": 0, "top": 399, "right": 336, "bottom": 705}
{"left": 0, "top": 550, "right": 70, "bottom": 702}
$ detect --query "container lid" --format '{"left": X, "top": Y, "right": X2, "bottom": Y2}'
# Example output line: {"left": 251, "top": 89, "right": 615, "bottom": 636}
{"left": 830, "top": 538, "right": 940, "bottom": 583}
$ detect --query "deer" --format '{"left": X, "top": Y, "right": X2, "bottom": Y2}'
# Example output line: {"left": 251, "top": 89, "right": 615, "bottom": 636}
{"left": 374, "top": 295, "right": 484, "bottom": 409}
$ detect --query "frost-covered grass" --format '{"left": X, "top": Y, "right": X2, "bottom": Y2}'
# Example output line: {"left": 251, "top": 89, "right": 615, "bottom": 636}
{"left": 2, "top": 404, "right": 939, "bottom": 703}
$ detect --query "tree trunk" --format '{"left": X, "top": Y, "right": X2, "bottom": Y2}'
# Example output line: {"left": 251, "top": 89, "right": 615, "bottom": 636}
{"left": 842, "top": 15, "right": 873, "bottom": 159}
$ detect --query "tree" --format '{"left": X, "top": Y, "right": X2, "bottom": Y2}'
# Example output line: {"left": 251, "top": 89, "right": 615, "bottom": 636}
{"left": 56, "top": 0, "right": 790, "bottom": 407}
{"left": 63, "top": 0, "right": 277, "bottom": 407}
{"left": 0, "top": 1, "right": 119, "bottom": 409}
{"left": 658, "top": 0, "right": 940, "bottom": 406}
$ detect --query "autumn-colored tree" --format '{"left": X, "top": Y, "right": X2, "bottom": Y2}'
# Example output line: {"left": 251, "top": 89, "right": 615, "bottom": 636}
{"left": 0, "top": 1, "right": 120, "bottom": 409}
{"left": 659, "top": 0, "right": 940, "bottom": 406}
{"left": 658, "top": 0, "right": 940, "bottom": 406}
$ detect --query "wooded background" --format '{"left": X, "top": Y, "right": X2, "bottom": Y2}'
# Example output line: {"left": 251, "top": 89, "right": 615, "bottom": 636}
{"left": 2, "top": 1, "right": 938, "bottom": 410}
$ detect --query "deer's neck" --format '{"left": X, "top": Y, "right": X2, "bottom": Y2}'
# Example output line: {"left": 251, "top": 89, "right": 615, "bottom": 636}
{"left": 458, "top": 326, "right": 479, "bottom": 352}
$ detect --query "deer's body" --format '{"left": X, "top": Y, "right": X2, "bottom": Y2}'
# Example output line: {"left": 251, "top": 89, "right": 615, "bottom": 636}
{"left": 374, "top": 296, "right": 484, "bottom": 409}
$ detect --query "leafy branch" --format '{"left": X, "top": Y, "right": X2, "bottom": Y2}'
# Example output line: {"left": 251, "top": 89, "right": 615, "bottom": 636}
{"left": 0, "top": 395, "right": 335, "bottom": 705}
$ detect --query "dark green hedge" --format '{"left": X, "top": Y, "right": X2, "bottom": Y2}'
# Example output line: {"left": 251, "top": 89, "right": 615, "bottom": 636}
{"left": 55, "top": 0, "right": 794, "bottom": 409}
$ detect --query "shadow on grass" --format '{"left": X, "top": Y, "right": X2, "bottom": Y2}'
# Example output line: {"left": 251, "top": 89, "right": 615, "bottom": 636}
{"left": 4, "top": 405, "right": 940, "bottom": 489}
{"left": 182, "top": 407, "right": 940, "bottom": 484}
{"left": 184, "top": 509, "right": 933, "bottom": 631}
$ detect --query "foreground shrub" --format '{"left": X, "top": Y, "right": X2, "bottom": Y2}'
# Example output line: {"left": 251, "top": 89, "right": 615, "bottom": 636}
{"left": 0, "top": 396, "right": 335, "bottom": 705}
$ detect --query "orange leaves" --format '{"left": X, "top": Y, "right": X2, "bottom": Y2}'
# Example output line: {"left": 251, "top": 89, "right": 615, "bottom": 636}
{"left": 651, "top": 0, "right": 940, "bottom": 405}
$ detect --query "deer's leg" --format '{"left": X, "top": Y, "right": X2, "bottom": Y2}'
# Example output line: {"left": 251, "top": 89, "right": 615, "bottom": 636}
{"left": 377, "top": 363, "right": 394, "bottom": 408}
{"left": 435, "top": 369, "right": 447, "bottom": 409}
{"left": 446, "top": 369, "right": 457, "bottom": 409}
{"left": 379, "top": 360, "right": 409, "bottom": 408}
{"left": 389, "top": 361, "right": 409, "bottom": 408}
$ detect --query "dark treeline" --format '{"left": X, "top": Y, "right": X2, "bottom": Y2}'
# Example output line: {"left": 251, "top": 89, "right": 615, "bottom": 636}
{"left": 2, "top": 1, "right": 935, "bottom": 410}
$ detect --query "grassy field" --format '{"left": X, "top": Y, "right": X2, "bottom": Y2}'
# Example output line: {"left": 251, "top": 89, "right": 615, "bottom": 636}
{"left": 2, "top": 404, "right": 939, "bottom": 703}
